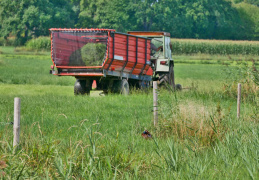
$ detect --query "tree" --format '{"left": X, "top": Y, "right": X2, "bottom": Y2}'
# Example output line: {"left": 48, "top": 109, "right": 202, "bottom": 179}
{"left": 233, "top": 0, "right": 259, "bottom": 6}
{"left": 235, "top": 2, "right": 259, "bottom": 39}
{"left": 0, "top": 0, "right": 75, "bottom": 45}
{"left": 77, "top": 0, "right": 107, "bottom": 28}
{"left": 0, "top": 0, "right": 257, "bottom": 43}
{"left": 246, "top": 0, "right": 259, "bottom": 6}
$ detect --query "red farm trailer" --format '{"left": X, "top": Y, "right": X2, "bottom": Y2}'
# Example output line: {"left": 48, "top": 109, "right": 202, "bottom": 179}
{"left": 50, "top": 28, "right": 175, "bottom": 95}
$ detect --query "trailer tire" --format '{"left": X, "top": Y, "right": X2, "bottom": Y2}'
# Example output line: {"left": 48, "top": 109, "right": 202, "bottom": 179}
{"left": 111, "top": 79, "right": 129, "bottom": 95}
{"left": 120, "top": 79, "right": 129, "bottom": 95}
{"left": 74, "top": 79, "right": 90, "bottom": 95}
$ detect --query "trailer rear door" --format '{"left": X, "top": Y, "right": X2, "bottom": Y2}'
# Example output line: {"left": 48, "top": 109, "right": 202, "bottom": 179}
{"left": 51, "top": 29, "right": 109, "bottom": 67}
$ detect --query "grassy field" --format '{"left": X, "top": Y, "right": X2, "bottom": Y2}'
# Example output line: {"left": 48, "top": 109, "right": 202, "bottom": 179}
{"left": 0, "top": 47, "right": 258, "bottom": 179}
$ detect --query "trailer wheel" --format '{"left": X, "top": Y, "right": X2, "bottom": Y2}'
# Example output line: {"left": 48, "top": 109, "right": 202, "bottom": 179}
{"left": 120, "top": 79, "right": 129, "bottom": 95}
{"left": 74, "top": 79, "right": 91, "bottom": 95}
{"left": 111, "top": 79, "right": 129, "bottom": 95}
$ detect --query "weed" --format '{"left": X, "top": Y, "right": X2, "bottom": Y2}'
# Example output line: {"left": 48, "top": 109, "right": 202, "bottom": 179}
{"left": 222, "top": 59, "right": 259, "bottom": 102}
{"left": 157, "top": 100, "right": 228, "bottom": 147}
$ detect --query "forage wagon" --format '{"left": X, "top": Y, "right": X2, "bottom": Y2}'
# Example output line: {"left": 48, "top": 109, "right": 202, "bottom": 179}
{"left": 49, "top": 28, "right": 176, "bottom": 95}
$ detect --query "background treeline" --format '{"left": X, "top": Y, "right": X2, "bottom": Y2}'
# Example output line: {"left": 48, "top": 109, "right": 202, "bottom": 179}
{"left": 0, "top": 0, "right": 259, "bottom": 45}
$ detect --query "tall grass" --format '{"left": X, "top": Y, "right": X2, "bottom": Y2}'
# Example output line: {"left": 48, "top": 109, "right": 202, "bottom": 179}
{"left": 172, "top": 38, "right": 259, "bottom": 55}
{"left": 0, "top": 47, "right": 258, "bottom": 178}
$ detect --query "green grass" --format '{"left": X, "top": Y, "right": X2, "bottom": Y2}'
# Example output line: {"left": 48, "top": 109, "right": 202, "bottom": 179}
{"left": 0, "top": 46, "right": 258, "bottom": 179}
{"left": 0, "top": 47, "right": 74, "bottom": 85}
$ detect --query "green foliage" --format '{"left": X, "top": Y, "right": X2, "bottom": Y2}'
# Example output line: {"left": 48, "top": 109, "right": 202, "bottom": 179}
{"left": 0, "top": 37, "right": 15, "bottom": 46}
{"left": 154, "top": 0, "right": 249, "bottom": 39}
{"left": 172, "top": 39, "right": 259, "bottom": 55}
{"left": 222, "top": 60, "right": 259, "bottom": 101}
{"left": 25, "top": 36, "right": 51, "bottom": 51}
{"left": 1, "top": 0, "right": 259, "bottom": 43}
{"left": 77, "top": 0, "right": 249, "bottom": 39}
{"left": 247, "top": 0, "right": 259, "bottom": 6}
{"left": 0, "top": 0, "right": 75, "bottom": 45}
{"left": 233, "top": 0, "right": 259, "bottom": 6}
{"left": 234, "top": 2, "right": 259, "bottom": 39}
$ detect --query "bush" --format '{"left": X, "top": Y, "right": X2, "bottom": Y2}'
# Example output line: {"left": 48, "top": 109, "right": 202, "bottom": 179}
{"left": 25, "top": 36, "right": 51, "bottom": 51}
{"left": 222, "top": 60, "right": 259, "bottom": 102}
{"left": 0, "top": 37, "right": 4, "bottom": 46}
{"left": 0, "top": 37, "right": 16, "bottom": 46}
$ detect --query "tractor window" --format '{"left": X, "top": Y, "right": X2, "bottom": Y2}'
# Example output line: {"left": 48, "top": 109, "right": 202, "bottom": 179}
{"left": 164, "top": 36, "right": 171, "bottom": 59}
{"left": 150, "top": 38, "right": 163, "bottom": 58}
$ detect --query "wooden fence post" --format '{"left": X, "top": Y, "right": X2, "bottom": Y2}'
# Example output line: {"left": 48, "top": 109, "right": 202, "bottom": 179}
{"left": 237, "top": 83, "right": 241, "bottom": 119}
{"left": 13, "top": 97, "right": 20, "bottom": 147}
{"left": 153, "top": 81, "right": 158, "bottom": 126}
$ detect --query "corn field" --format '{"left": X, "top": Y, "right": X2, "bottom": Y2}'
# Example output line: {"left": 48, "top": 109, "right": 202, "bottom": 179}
{"left": 171, "top": 38, "right": 259, "bottom": 55}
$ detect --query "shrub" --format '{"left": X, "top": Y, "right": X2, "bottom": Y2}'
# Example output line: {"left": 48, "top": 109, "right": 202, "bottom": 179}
{"left": 0, "top": 37, "right": 4, "bottom": 46}
{"left": 222, "top": 60, "right": 259, "bottom": 102}
{"left": 25, "top": 36, "right": 51, "bottom": 51}
{"left": 0, "top": 37, "right": 16, "bottom": 46}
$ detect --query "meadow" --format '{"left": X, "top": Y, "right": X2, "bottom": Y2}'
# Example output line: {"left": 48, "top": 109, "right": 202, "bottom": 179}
{"left": 0, "top": 46, "right": 258, "bottom": 179}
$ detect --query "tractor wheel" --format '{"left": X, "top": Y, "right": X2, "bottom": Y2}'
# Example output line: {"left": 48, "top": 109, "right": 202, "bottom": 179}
{"left": 158, "top": 63, "right": 175, "bottom": 89}
{"left": 175, "top": 84, "right": 182, "bottom": 91}
{"left": 158, "top": 73, "right": 167, "bottom": 86}
{"left": 74, "top": 79, "right": 91, "bottom": 95}
{"left": 168, "top": 63, "right": 176, "bottom": 89}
